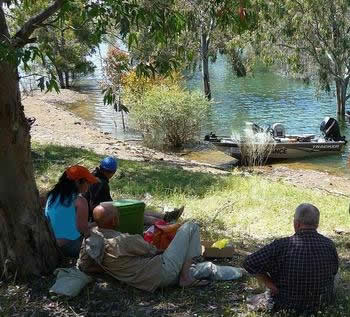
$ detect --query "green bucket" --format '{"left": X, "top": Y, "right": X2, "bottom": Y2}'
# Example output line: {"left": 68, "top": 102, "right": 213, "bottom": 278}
{"left": 112, "top": 199, "right": 145, "bottom": 235}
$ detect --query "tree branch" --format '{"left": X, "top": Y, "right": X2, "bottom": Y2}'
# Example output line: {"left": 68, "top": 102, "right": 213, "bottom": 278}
{"left": 12, "top": 0, "right": 65, "bottom": 48}
{"left": 304, "top": 35, "right": 338, "bottom": 79}
{"left": 277, "top": 43, "right": 307, "bottom": 51}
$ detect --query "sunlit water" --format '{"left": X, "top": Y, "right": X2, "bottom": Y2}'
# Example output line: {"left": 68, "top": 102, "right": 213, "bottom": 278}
{"left": 65, "top": 45, "right": 350, "bottom": 176}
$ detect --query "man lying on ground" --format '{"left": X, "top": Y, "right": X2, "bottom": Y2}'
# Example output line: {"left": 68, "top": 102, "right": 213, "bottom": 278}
{"left": 77, "top": 207, "right": 209, "bottom": 292}
{"left": 243, "top": 203, "right": 339, "bottom": 315}
{"left": 84, "top": 156, "right": 183, "bottom": 225}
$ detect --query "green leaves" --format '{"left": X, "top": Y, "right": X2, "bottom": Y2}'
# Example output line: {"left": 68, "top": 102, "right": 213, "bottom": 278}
{"left": 102, "top": 87, "right": 116, "bottom": 106}
{"left": 37, "top": 73, "right": 59, "bottom": 93}
{"left": 0, "top": 43, "right": 45, "bottom": 71}
{"left": 127, "top": 32, "right": 139, "bottom": 48}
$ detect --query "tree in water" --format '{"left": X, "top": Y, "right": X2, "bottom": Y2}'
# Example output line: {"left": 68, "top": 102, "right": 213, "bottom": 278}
{"left": 125, "top": 0, "right": 252, "bottom": 100}
{"left": 249, "top": 0, "right": 350, "bottom": 117}
{"left": 175, "top": 0, "right": 252, "bottom": 100}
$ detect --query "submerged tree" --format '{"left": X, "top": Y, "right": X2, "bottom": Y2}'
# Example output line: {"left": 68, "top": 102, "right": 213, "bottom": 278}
{"left": 125, "top": 0, "right": 253, "bottom": 100}
{"left": 250, "top": 0, "right": 350, "bottom": 117}
{"left": 178, "top": 0, "right": 255, "bottom": 99}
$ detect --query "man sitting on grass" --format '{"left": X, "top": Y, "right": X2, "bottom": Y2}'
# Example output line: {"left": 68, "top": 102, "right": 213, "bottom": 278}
{"left": 78, "top": 207, "right": 209, "bottom": 292}
{"left": 243, "top": 203, "right": 339, "bottom": 314}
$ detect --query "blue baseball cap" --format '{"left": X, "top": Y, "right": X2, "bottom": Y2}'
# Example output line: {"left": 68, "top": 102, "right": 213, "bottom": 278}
{"left": 100, "top": 156, "right": 118, "bottom": 172}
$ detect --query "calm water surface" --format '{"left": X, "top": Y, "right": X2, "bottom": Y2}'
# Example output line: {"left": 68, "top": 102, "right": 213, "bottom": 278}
{"left": 67, "top": 46, "right": 350, "bottom": 176}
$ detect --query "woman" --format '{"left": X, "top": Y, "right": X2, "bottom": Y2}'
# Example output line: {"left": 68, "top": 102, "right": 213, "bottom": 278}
{"left": 45, "top": 165, "right": 99, "bottom": 258}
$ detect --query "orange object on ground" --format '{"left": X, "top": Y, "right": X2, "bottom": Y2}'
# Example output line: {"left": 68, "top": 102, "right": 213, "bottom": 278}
{"left": 144, "top": 220, "right": 181, "bottom": 250}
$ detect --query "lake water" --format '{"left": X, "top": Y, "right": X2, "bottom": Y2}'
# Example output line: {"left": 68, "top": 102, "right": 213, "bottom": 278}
{"left": 66, "top": 45, "right": 350, "bottom": 176}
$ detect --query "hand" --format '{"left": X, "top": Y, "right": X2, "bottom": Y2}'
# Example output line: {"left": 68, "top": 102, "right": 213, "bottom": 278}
{"left": 267, "top": 283, "right": 279, "bottom": 296}
{"left": 256, "top": 274, "right": 279, "bottom": 296}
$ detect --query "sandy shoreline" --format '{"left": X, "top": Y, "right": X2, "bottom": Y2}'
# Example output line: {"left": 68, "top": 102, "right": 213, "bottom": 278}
{"left": 23, "top": 89, "right": 229, "bottom": 174}
{"left": 23, "top": 89, "right": 350, "bottom": 197}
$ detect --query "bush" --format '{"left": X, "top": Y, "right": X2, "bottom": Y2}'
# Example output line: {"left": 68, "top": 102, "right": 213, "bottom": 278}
{"left": 130, "top": 84, "right": 210, "bottom": 149}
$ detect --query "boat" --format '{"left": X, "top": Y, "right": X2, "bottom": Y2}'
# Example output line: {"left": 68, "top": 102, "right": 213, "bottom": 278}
{"left": 204, "top": 117, "right": 347, "bottom": 161}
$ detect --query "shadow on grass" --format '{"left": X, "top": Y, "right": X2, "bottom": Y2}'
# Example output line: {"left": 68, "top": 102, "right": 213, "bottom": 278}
{"left": 1, "top": 234, "right": 349, "bottom": 317}
{"left": 32, "top": 143, "right": 227, "bottom": 199}
{"left": 32, "top": 143, "right": 101, "bottom": 176}
{"left": 111, "top": 160, "right": 226, "bottom": 199}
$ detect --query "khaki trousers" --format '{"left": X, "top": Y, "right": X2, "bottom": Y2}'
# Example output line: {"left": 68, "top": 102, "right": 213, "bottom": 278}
{"left": 159, "top": 222, "right": 201, "bottom": 286}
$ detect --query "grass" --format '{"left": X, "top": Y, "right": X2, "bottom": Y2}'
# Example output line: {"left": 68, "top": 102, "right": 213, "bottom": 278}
{"left": 1, "top": 142, "right": 349, "bottom": 316}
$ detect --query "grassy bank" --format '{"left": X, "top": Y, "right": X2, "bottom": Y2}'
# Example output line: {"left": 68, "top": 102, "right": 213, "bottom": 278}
{"left": 1, "top": 143, "right": 349, "bottom": 316}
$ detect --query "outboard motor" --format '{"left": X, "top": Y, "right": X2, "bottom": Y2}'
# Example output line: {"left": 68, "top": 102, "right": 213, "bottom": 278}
{"left": 272, "top": 123, "right": 285, "bottom": 138}
{"left": 320, "top": 117, "right": 345, "bottom": 141}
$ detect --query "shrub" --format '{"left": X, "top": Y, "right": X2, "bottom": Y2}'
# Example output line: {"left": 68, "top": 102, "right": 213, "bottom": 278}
{"left": 130, "top": 84, "right": 210, "bottom": 149}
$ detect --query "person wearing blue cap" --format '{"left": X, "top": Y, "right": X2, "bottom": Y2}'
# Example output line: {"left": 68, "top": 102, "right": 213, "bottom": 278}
{"left": 85, "top": 156, "right": 184, "bottom": 225}
{"left": 84, "top": 156, "right": 118, "bottom": 221}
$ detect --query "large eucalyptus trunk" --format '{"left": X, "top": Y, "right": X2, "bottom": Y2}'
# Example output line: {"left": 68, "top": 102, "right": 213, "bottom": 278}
{"left": 0, "top": 9, "right": 59, "bottom": 280}
{"left": 201, "top": 30, "right": 211, "bottom": 100}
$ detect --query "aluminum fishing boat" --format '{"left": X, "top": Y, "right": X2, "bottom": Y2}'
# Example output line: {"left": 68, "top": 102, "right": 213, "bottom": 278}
{"left": 204, "top": 117, "right": 347, "bottom": 161}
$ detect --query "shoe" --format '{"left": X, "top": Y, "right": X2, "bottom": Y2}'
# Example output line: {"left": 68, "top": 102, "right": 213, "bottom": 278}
{"left": 163, "top": 206, "right": 185, "bottom": 223}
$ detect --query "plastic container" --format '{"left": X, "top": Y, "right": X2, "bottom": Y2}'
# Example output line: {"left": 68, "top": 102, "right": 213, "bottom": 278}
{"left": 112, "top": 199, "right": 145, "bottom": 234}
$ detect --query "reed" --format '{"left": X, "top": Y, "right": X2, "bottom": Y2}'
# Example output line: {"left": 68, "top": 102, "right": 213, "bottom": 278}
{"left": 232, "top": 128, "right": 276, "bottom": 166}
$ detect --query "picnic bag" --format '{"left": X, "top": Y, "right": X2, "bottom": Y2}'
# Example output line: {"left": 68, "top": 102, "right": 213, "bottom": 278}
{"left": 144, "top": 220, "right": 181, "bottom": 250}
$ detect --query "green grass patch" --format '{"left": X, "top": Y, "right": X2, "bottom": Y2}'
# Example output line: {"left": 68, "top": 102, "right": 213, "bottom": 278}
{"left": 25, "top": 142, "right": 350, "bottom": 316}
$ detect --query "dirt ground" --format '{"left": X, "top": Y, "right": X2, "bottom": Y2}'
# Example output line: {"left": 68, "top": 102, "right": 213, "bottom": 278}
{"left": 23, "top": 89, "right": 350, "bottom": 198}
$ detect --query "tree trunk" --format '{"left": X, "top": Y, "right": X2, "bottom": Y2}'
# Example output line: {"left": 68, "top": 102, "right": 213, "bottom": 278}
{"left": 335, "top": 79, "right": 347, "bottom": 117}
{"left": 201, "top": 30, "right": 211, "bottom": 100}
{"left": 64, "top": 71, "right": 70, "bottom": 88}
{"left": 231, "top": 49, "right": 246, "bottom": 77}
{"left": 0, "top": 10, "right": 59, "bottom": 280}
{"left": 57, "top": 69, "right": 65, "bottom": 89}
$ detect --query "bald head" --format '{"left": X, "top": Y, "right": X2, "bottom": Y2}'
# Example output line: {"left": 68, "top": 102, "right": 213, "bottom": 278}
{"left": 93, "top": 205, "right": 117, "bottom": 229}
{"left": 294, "top": 203, "right": 320, "bottom": 228}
